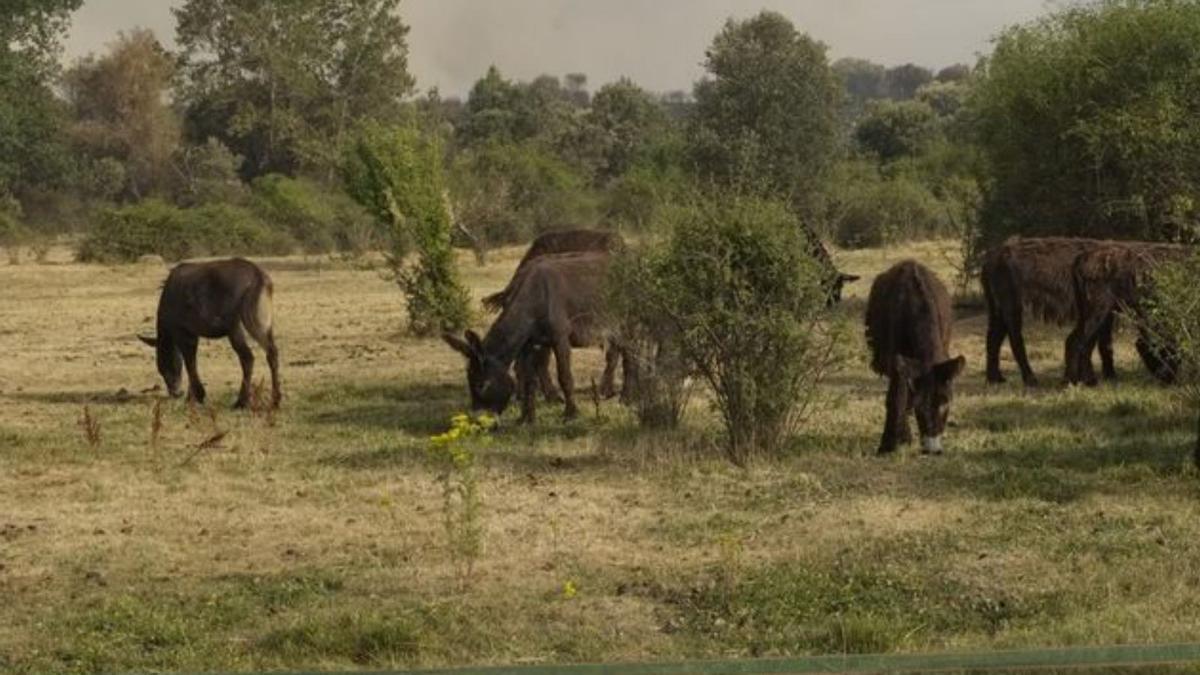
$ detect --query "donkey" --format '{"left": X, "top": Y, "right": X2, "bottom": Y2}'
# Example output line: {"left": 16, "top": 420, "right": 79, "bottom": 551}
{"left": 482, "top": 228, "right": 625, "bottom": 401}
{"left": 138, "top": 258, "right": 280, "bottom": 409}
{"left": 799, "top": 221, "right": 860, "bottom": 306}
{"left": 982, "top": 236, "right": 1119, "bottom": 386}
{"left": 866, "top": 260, "right": 966, "bottom": 455}
{"left": 1064, "top": 242, "right": 1187, "bottom": 386}
{"left": 444, "top": 251, "right": 620, "bottom": 424}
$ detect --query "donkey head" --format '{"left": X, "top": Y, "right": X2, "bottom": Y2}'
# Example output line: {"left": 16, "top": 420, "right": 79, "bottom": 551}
{"left": 897, "top": 354, "right": 966, "bottom": 454}
{"left": 138, "top": 333, "right": 183, "bottom": 398}
{"left": 442, "top": 330, "right": 516, "bottom": 416}
{"left": 828, "top": 271, "right": 861, "bottom": 306}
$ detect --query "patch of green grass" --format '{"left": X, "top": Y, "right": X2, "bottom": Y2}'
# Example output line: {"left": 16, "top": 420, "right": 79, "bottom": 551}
{"left": 257, "top": 610, "right": 422, "bottom": 666}
{"left": 654, "top": 552, "right": 1071, "bottom": 657}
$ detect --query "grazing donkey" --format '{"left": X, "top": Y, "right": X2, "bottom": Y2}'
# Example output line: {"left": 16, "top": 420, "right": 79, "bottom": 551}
{"left": 444, "top": 251, "right": 620, "bottom": 424}
{"left": 482, "top": 228, "right": 625, "bottom": 401}
{"left": 1064, "top": 242, "right": 1187, "bottom": 386}
{"left": 981, "top": 236, "right": 1119, "bottom": 386}
{"left": 139, "top": 258, "right": 280, "bottom": 408}
{"left": 866, "top": 260, "right": 965, "bottom": 455}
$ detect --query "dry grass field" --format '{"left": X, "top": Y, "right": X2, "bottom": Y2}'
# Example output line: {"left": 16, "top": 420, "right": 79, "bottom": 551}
{"left": 2, "top": 241, "right": 1200, "bottom": 673}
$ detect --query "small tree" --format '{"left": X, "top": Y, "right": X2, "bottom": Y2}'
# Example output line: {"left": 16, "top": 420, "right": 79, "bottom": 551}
{"left": 610, "top": 191, "right": 847, "bottom": 464}
{"left": 343, "top": 124, "right": 470, "bottom": 335}
{"left": 689, "top": 11, "right": 841, "bottom": 208}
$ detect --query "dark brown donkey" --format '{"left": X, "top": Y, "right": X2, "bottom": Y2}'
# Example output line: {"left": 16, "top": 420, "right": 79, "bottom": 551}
{"left": 1064, "top": 243, "right": 1186, "bottom": 385}
{"left": 866, "top": 260, "right": 965, "bottom": 455}
{"left": 982, "top": 237, "right": 1119, "bottom": 386}
{"left": 138, "top": 258, "right": 280, "bottom": 408}
{"left": 482, "top": 228, "right": 624, "bottom": 400}
{"left": 444, "top": 251, "right": 620, "bottom": 423}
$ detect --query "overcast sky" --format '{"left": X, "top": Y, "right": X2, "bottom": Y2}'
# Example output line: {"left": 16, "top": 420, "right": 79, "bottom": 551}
{"left": 65, "top": 0, "right": 1056, "bottom": 97}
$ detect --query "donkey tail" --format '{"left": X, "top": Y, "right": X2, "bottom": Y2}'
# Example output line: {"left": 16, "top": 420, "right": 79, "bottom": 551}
{"left": 242, "top": 273, "right": 275, "bottom": 347}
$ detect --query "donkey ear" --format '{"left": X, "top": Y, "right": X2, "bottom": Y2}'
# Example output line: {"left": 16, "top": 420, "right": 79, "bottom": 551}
{"left": 465, "top": 330, "right": 484, "bottom": 353}
{"left": 442, "top": 332, "right": 473, "bottom": 358}
{"left": 934, "top": 355, "right": 966, "bottom": 383}
{"left": 137, "top": 334, "right": 158, "bottom": 348}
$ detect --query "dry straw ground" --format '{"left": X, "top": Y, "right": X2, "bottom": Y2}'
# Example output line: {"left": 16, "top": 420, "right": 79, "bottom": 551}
{"left": 1, "top": 241, "right": 1199, "bottom": 673}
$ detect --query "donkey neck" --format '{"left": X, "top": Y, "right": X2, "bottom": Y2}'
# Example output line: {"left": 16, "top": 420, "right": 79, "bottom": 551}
{"left": 481, "top": 307, "right": 538, "bottom": 368}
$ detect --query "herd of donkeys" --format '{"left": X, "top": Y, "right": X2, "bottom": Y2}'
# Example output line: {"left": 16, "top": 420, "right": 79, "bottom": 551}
{"left": 136, "top": 229, "right": 1187, "bottom": 456}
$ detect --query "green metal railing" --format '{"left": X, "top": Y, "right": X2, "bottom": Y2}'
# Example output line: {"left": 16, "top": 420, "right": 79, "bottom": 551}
{"left": 267, "top": 643, "right": 1200, "bottom": 675}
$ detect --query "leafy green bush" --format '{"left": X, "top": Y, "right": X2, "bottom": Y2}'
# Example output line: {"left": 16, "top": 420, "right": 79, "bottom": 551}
{"left": 854, "top": 99, "right": 938, "bottom": 162}
{"left": 449, "top": 140, "right": 597, "bottom": 247}
{"left": 973, "top": 0, "right": 1200, "bottom": 244}
{"left": 1143, "top": 252, "right": 1200, "bottom": 466}
{"left": 251, "top": 174, "right": 378, "bottom": 254}
{"left": 608, "top": 191, "right": 848, "bottom": 463}
{"left": 77, "top": 199, "right": 292, "bottom": 263}
{"left": 827, "top": 162, "right": 951, "bottom": 248}
{"left": 343, "top": 123, "right": 471, "bottom": 336}
{"left": 602, "top": 160, "right": 693, "bottom": 232}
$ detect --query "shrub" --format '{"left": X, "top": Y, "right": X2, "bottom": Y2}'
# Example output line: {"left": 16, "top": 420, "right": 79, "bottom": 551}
{"left": 1142, "top": 252, "right": 1200, "bottom": 466}
{"left": 854, "top": 99, "right": 938, "bottom": 163}
{"left": 343, "top": 124, "right": 471, "bottom": 336}
{"left": 827, "top": 163, "right": 950, "bottom": 249}
{"left": 77, "top": 199, "right": 292, "bottom": 263}
{"left": 251, "top": 174, "right": 378, "bottom": 254}
{"left": 602, "top": 161, "right": 692, "bottom": 232}
{"left": 609, "top": 191, "right": 848, "bottom": 463}
{"left": 449, "top": 140, "right": 597, "bottom": 247}
{"left": 606, "top": 254, "right": 693, "bottom": 429}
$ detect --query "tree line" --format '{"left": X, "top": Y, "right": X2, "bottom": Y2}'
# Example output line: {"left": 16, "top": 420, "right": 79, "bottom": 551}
{"left": 5, "top": 2, "right": 1200, "bottom": 297}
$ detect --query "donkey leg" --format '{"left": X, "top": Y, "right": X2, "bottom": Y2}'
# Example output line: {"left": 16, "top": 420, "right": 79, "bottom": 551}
{"left": 534, "top": 347, "right": 561, "bottom": 403}
{"left": 552, "top": 338, "right": 578, "bottom": 420}
{"left": 179, "top": 334, "right": 206, "bottom": 404}
{"left": 599, "top": 342, "right": 620, "bottom": 399}
{"left": 516, "top": 349, "right": 540, "bottom": 425}
{"left": 618, "top": 347, "right": 638, "bottom": 404}
{"left": 1066, "top": 311, "right": 1107, "bottom": 386}
{"left": 1098, "top": 313, "right": 1117, "bottom": 381}
{"left": 246, "top": 328, "right": 284, "bottom": 408}
{"left": 877, "top": 376, "right": 908, "bottom": 455}
{"left": 229, "top": 326, "right": 255, "bottom": 409}
{"left": 1006, "top": 311, "right": 1038, "bottom": 387}
{"left": 985, "top": 313, "right": 1008, "bottom": 384}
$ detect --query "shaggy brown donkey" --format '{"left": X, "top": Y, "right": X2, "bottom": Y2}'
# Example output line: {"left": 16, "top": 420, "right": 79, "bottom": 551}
{"left": 982, "top": 236, "right": 1118, "bottom": 386}
{"left": 866, "top": 260, "right": 965, "bottom": 455}
{"left": 1064, "top": 243, "right": 1187, "bottom": 386}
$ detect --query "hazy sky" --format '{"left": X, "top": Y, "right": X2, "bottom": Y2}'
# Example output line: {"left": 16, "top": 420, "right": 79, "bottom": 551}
{"left": 65, "top": 1, "right": 1055, "bottom": 97}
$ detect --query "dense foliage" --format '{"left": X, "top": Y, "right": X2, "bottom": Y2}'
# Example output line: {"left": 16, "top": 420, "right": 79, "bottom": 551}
{"left": 689, "top": 11, "right": 841, "bottom": 207}
{"left": 174, "top": 0, "right": 415, "bottom": 178}
{"left": 973, "top": 0, "right": 1200, "bottom": 244}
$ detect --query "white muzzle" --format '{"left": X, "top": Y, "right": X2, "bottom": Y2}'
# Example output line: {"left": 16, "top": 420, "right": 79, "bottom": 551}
{"left": 921, "top": 435, "right": 943, "bottom": 455}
